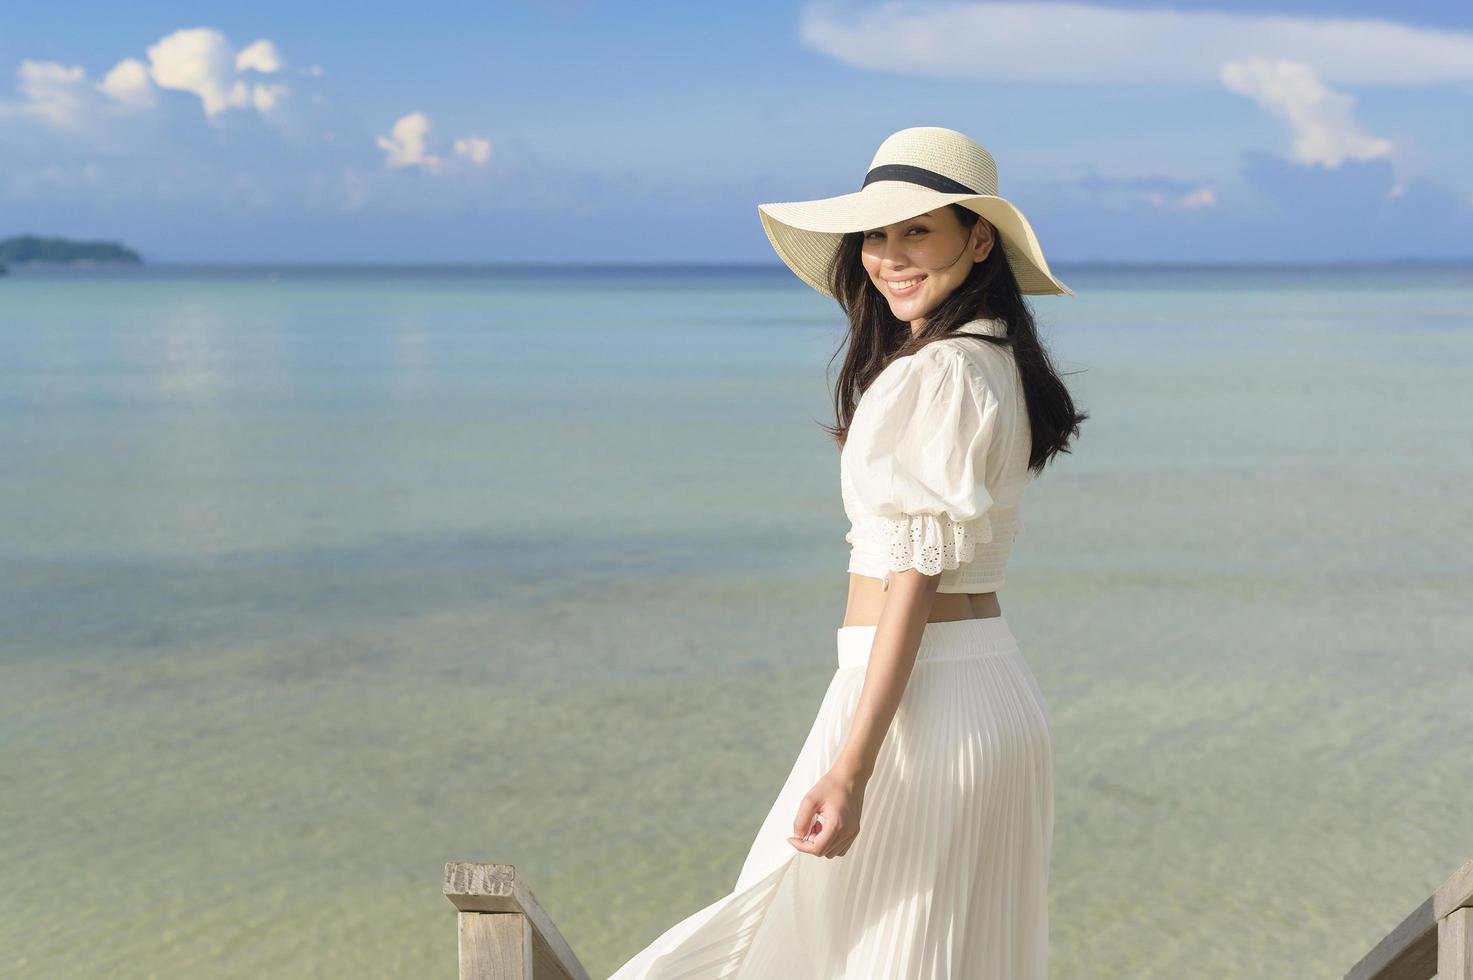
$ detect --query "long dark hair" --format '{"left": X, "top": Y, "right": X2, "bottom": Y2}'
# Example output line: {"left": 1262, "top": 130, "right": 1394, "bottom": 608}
{"left": 820, "top": 204, "right": 1087, "bottom": 477}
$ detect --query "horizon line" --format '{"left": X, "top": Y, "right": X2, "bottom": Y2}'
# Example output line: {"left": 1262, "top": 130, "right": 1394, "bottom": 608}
{"left": 7, "top": 258, "right": 1473, "bottom": 270}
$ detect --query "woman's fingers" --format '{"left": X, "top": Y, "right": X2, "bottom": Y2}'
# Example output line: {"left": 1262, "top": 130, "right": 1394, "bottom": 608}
{"left": 790, "top": 818, "right": 831, "bottom": 854}
{"left": 797, "top": 813, "right": 858, "bottom": 857}
{"left": 791, "top": 793, "right": 820, "bottom": 839}
{"left": 788, "top": 772, "right": 864, "bottom": 857}
{"left": 789, "top": 821, "right": 860, "bottom": 858}
{"left": 821, "top": 825, "right": 855, "bottom": 858}
{"left": 789, "top": 809, "right": 833, "bottom": 852}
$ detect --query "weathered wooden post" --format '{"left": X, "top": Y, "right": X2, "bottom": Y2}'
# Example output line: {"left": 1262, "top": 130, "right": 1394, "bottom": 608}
{"left": 1439, "top": 862, "right": 1473, "bottom": 980}
{"left": 1343, "top": 856, "right": 1473, "bottom": 980}
{"left": 443, "top": 862, "right": 591, "bottom": 980}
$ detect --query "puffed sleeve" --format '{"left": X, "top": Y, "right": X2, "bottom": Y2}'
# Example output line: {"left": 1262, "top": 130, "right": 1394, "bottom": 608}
{"left": 845, "top": 342, "right": 999, "bottom": 589}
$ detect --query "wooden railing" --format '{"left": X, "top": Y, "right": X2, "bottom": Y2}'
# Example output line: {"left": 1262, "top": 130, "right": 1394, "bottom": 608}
{"left": 444, "top": 863, "right": 590, "bottom": 980}
{"left": 1344, "top": 857, "right": 1473, "bottom": 980}
{"left": 442, "top": 854, "right": 1473, "bottom": 978}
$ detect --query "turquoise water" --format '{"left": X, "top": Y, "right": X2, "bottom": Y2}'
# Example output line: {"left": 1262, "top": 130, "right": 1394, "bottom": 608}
{"left": 2, "top": 263, "right": 1471, "bottom": 977}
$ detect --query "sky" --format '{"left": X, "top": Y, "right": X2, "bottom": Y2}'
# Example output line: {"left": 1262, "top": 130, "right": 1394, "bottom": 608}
{"left": 1, "top": 0, "right": 1471, "bottom": 263}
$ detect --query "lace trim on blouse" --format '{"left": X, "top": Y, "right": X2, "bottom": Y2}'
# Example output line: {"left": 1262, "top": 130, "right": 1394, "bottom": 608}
{"left": 846, "top": 511, "right": 995, "bottom": 590}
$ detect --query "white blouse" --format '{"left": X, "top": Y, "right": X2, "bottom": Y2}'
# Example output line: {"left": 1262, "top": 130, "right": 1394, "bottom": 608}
{"left": 840, "top": 316, "right": 1034, "bottom": 594}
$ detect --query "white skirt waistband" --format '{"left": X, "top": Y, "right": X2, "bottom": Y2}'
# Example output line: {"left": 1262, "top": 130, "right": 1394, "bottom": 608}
{"left": 835, "top": 616, "right": 1019, "bottom": 669}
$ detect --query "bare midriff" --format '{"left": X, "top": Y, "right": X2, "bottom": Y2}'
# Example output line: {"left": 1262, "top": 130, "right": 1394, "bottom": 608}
{"left": 841, "top": 573, "right": 1001, "bottom": 628}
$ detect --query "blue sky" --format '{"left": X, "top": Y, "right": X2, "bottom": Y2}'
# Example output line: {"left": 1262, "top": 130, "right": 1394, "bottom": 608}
{"left": 2, "top": 0, "right": 1470, "bottom": 263}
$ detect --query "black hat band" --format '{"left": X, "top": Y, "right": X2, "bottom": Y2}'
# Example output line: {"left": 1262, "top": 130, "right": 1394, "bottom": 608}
{"left": 861, "top": 164, "right": 979, "bottom": 195}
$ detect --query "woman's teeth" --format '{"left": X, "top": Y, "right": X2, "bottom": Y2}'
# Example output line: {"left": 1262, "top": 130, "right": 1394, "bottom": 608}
{"left": 888, "top": 276, "right": 926, "bottom": 293}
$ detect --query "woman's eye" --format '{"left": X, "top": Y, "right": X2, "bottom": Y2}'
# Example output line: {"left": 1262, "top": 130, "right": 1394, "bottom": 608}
{"left": 865, "top": 228, "right": 926, "bottom": 239}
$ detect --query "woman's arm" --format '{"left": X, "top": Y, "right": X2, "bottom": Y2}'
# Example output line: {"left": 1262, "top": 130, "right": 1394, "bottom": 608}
{"left": 835, "top": 569, "right": 940, "bottom": 779}
{"left": 789, "top": 568, "right": 940, "bottom": 858}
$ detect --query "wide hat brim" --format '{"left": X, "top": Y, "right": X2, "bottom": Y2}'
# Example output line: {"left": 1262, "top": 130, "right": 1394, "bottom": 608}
{"left": 757, "top": 181, "right": 1074, "bottom": 298}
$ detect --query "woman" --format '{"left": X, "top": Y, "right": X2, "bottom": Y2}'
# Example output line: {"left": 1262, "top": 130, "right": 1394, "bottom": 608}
{"left": 609, "top": 126, "right": 1086, "bottom": 979}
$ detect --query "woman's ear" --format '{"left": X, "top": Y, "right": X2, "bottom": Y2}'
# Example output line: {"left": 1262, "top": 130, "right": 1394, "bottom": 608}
{"left": 974, "top": 221, "right": 995, "bottom": 261}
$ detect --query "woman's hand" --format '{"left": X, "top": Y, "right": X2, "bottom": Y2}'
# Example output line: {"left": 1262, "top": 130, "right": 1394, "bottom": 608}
{"left": 788, "top": 765, "right": 868, "bottom": 858}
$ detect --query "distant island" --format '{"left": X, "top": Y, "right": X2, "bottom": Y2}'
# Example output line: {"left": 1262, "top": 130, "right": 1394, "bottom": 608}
{"left": 0, "top": 234, "right": 143, "bottom": 266}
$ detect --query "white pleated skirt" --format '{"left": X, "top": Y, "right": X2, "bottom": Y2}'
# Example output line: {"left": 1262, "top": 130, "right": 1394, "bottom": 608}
{"left": 607, "top": 616, "right": 1054, "bottom": 980}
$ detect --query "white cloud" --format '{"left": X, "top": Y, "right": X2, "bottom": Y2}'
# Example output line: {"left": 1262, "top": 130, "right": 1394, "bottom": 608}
{"left": 801, "top": 1, "right": 1427, "bottom": 189}
{"left": 1177, "top": 186, "right": 1217, "bottom": 209}
{"left": 147, "top": 28, "right": 243, "bottom": 116}
{"left": 3, "top": 60, "right": 90, "bottom": 128}
{"left": 375, "top": 113, "right": 496, "bottom": 175}
{"left": 146, "top": 27, "right": 288, "bottom": 118}
{"left": 1, "top": 28, "right": 288, "bottom": 129}
{"left": 1144, "top": 185, "right": 1218, "bottom": 211}
{"left": 251, "top": 83, "right": 289, "bottom": 112}
{"left": 454, "top": 136, "right": 492, "bottom": 166}
{"left": 798, "top": 1, "right": 1473, "bottom": 87}
{"left": 1221, "top": 57, "right": 1392, "bottom": 168}
{"left": 235, "top": 40, "right": 283, "bottom": 74}
{"left": 377, "top": 111, "right": 441, "bottom": 171}
{"left": 98, "top": 58, "right": 155, "bottom": 111}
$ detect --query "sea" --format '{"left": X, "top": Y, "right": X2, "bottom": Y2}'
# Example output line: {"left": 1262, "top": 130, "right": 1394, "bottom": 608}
{"left": 2, "top": 262, "right": 1470, "bottom": 978}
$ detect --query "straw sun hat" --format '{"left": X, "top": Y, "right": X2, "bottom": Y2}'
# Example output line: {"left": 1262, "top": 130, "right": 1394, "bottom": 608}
{"left": 757, "top": 126, "right": 1074, "bottom": 298}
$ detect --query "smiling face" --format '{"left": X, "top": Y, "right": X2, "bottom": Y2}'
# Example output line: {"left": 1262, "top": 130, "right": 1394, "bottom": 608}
{"left": 860, "top": 207, "right": 996, "bottom": 332}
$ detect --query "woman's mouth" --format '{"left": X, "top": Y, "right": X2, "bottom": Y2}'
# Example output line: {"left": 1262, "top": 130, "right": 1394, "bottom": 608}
{"left": 885, "top": 275, "right": 926, "bottom": 296}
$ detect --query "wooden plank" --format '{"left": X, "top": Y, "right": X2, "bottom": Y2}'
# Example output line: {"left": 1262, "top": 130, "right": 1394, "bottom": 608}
{"left": 459, "top": 911, "right": 531, "bottom": 980}
{"left": 1440, "top": 907, "right": 1473, "bottom": 980}
{"left": 1344, "top": 858, "right": 1473, "bottom": 980}
{"left": 1436, "top": 858, "right": 1473, "bottom": 921}
{"left": 1342, "top": 895, "right": 1436, "bottom": 980}
{"left": 444, "top": 863, "right": 590, "bottom": 980}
